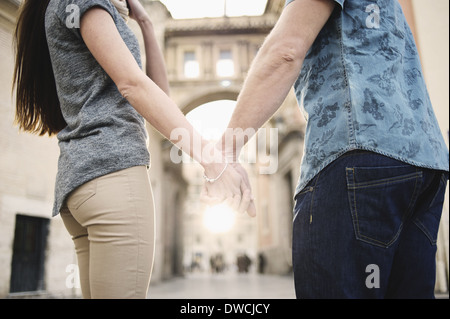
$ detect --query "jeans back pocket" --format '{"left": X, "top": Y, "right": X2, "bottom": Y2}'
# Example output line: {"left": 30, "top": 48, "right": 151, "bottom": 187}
{"left": 346, "top": 165, "right": 422, "bottom": 248}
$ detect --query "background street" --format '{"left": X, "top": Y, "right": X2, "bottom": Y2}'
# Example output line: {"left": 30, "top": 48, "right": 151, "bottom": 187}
{"left": 147, "top": 273, "right": 296, "bottom": 299}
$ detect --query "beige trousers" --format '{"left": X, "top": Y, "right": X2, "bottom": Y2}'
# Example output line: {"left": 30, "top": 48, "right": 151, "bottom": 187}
{"left": 60, "top": 166, "right": 155, "bottom": 299}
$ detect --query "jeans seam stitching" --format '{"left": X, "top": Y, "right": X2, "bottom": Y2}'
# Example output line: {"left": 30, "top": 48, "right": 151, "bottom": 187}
{"left": 309, "top": 171, "right": 322, "bottom": 223}
{"left": 346, "top": 168, "right": 363, "bottom": 243}
{"left": 413, "top": 219, "right": 437, "bottom": 245}
{"left": 348, "top": 172, "right": 422, "bottom": 189}
{"left": 126, "top": 170, "right": 141, "bottom": 298}
{"left": 428, "top": 174, "right": 447, "bottom": 208}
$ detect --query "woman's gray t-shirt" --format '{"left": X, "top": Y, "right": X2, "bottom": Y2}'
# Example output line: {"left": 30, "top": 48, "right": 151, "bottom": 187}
{"left": 45, "top": 0, "right": 150, "bottom": 216}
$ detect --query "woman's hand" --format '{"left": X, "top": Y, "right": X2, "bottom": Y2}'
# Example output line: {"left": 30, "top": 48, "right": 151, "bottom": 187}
{"left": 200, "top": 151, "right": 256, "bottom": 218}
{"left": 126, "top": 0, "right": 150, "bottom": 23}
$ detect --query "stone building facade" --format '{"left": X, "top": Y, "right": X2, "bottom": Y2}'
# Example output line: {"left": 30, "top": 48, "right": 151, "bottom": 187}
{"left": 0, "top": 0, "right": 448, "bottom": 298}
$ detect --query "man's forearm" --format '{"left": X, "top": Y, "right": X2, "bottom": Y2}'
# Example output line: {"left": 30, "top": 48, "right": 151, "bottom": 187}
{"left": 220, "top": 0, "right": 335, "bottom": 158}
{"left": 228, "top": 38, "right": 305, "bottom": 140}
{"left": 218, "top": 40, "right": 304, "bottom": 161}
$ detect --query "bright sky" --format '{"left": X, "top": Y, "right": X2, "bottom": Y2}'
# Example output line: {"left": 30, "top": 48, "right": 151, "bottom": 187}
{"left": 159, "top": 0, "right": 268, "bottom": 19}
{"left": 186, "top": 100, "right": 236, "bottom": 141}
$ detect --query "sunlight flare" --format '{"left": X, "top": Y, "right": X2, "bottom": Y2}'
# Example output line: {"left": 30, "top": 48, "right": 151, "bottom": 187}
{"left": 203, "top": 203, "right": 236, "bottom": 233}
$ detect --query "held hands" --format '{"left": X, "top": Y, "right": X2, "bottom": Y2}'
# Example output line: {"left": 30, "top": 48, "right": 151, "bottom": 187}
{"left": 124, "top": 0, "right": 255, "bottom": 217}
{"left": 200, "top": 145, "right": 256, "bottom": 218}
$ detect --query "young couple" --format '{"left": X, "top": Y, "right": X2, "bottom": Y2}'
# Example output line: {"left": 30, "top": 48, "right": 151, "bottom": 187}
{"left": 14, "top": 0, "right": 448, "bottom": 299}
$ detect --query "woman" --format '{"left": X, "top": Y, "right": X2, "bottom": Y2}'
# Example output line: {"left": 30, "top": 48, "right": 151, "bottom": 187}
{"left": 13, "top": 0, "right": 254, "bottom": 298}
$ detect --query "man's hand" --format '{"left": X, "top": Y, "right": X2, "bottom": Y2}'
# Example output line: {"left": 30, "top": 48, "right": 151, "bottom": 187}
{"left": 231, "top": 163, "right": 257, "bottom": 217}
{"left": 200, "top": 161, "right": 256, "bottom": 218}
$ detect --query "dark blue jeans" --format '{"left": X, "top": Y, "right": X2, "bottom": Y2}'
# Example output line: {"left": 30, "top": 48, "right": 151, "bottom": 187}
{"left": 292, "top": 151, "right": 448, "bottom": 299}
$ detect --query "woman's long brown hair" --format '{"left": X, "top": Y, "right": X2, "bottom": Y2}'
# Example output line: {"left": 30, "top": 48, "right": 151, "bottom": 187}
{"left": 13, "top": 0, "right": 66, "bottom": 136}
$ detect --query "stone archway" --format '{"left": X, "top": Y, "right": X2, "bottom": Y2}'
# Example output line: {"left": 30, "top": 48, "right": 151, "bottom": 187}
{"left": 180, "top": 90, "right": 239, "bottom": 115}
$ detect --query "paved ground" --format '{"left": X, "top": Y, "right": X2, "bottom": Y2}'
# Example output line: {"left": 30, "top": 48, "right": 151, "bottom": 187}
{"left": 147, "top": 272, "right": 296, "bottom": 299}
{"left": 5, "top": 271, "right": 447, "bottom": 299}
{"left": 147, "top": 272, "right": 449, "bottom": 299}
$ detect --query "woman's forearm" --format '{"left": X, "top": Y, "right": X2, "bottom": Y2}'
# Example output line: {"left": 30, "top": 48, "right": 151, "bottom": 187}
{"left": 81, "top": 6, "right": 231, "bottom": 184}
{"left": 137, "top": 17, "right": 170, "bottom": 95}
{"left": 134, "top": 18, "right": 212, "bottom": 164}
{"left": 121, "top": 73, "right": 222, "bottom": 167}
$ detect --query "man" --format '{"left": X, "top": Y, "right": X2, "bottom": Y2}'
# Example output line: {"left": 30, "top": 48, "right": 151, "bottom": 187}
{"left": 203, "top": 0, "right": 449, "bottom": 298}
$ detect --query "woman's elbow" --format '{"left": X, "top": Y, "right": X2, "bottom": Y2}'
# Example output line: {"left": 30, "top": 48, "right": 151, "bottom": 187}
{"left": 118, "top": 82, "right": 133, "bottom": 100}
{"left": 117, "top": 75, "right": 145, "bottom": 101}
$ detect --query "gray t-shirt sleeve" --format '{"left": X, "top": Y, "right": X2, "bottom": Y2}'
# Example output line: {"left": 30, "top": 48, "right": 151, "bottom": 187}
{"left": 56, "top": 0, "right": 117, "bottom": 37}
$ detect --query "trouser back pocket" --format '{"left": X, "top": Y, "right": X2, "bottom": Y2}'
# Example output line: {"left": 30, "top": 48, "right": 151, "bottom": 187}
{"left": 346, "top": 165, "right": 422, "bottom": 248}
